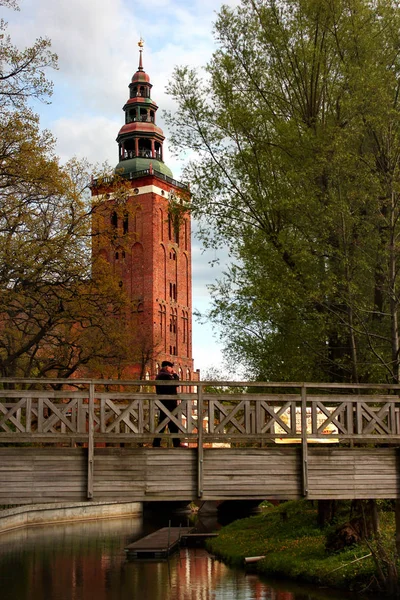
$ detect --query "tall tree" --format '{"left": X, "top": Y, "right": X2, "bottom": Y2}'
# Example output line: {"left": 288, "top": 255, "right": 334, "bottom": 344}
{"left": 166, "top": 0, "right": 400, "bottom": 383}
{"left": 0, "top": 1, "right": 135, "bottom": 380}
{"left": 0, "top": 114, "right": 131, "bottom": 378}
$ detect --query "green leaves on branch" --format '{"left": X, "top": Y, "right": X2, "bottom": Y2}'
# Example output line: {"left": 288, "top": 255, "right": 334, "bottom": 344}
{"left": 167, "top": 0, "right": 400, "bottom": 383}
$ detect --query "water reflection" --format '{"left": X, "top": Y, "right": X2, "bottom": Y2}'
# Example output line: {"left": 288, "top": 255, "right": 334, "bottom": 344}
{"left": 124, "top": 549, "right": 298, "bottom": 600}
{"left": 0, "top": 516, "right": 369, "bottom": 600}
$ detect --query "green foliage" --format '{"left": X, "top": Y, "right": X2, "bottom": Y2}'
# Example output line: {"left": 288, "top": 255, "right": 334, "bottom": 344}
{"left": 166, "top": 0, "right": 400, "bottom": 384}
{"left": 207, "top": 500, "right": 399, "bottom": 594}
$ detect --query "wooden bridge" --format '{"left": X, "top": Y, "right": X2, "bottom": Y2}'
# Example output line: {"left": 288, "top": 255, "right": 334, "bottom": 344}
{"left": 0, "top": 378, "right": 400, "bottom": 505}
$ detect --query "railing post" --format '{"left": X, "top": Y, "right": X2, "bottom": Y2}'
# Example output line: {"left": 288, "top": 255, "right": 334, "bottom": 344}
{"left": 301, "top": 385, "right": 308, "bottom": 497}
{"left": 87, "top": 383, "right": 95, "bottom": 500}
{"left": 197, "top": 383, "right": 204, "bottom": 498}
{"left": 26, "top": 397, "right": 32, "bottom": 433}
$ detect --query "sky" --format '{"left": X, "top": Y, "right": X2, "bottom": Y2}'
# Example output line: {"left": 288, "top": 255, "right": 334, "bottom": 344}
{"left": 2, "top": 0, "right": 239, "bottom": 377}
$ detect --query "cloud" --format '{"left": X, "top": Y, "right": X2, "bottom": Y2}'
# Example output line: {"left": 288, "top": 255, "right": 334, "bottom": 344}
{"left": 51, "top": 115, "right": 120, "bottom": 166}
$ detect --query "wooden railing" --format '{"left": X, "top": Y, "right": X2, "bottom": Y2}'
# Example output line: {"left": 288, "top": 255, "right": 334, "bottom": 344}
{"left": 1, "top": 379, "right": 400, "bottom": 444}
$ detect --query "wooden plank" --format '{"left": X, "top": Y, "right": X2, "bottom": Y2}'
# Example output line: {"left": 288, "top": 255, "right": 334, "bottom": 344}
{"left": 0, "top": 445, "right": 399, "bottom": 503}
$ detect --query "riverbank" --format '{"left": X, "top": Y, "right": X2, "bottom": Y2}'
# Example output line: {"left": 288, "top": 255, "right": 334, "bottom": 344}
{"left": 207, "top": 499, "right": 399, "bottom": 596}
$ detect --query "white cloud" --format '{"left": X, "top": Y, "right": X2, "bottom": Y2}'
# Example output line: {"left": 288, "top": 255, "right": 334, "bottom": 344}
{"left": 51, "top": 115, "right": 119, "bottom": 165}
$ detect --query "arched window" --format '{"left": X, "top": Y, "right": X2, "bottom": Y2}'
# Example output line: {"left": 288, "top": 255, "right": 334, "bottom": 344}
{"left": 123, "top": 213, "right": 129, "bottom": 235}
{"left": 111, "top": 211, "right": 118, "bottom": 229}
{"left": 168, "top": 214, "right": 172, "bottom": 240}
{"left": 182, "top": 310, "right": 188, "bottom": 343}
{"left": 184, "top": 220, "right": 188, "bottom": 251}
{"left": 169, "top": 283, "right": 177, "bottom": 301}
{"left": 160, "top": 209, "right": 164, "bottom": 241}
{"left": 169, "top": 311, "right": 177, "bottom": 333}
{"left": 159, "top": 304, "right": 166, "bottom": 338}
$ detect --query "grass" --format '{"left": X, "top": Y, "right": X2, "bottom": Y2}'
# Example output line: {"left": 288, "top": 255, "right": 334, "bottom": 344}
{"left": 206, "top": 500, "right": 399, "bottom": 596}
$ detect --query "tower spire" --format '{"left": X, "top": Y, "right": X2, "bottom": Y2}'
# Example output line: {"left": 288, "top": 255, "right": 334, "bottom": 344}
{"left": 115, "top": 38, "right": 174, "bottom": 179}
{"left": 138, "top": 38, "right": 144, "bottom": 72}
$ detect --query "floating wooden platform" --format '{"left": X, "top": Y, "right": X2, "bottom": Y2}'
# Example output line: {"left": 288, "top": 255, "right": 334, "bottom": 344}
{"left": 125, "top": 527, "right": 195, "bottom": 559}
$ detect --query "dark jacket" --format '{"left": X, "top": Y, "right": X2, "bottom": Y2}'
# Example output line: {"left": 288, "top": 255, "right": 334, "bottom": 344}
{"left": 155, "top": 369, "right": 179, "bottom": 395}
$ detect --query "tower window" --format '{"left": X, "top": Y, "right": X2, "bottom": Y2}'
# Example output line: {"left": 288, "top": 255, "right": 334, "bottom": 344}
{"left": 123, "top": 213, "right": 129, "bottom": 234}
{"left": 168, "top": 215, "right": 172, "bottom": 241}
{"left": 160, "top": 209, "right": 164, "bottom": 241}
{"left": 169, "top": 283, "right": 177, "bottom": 301}
{"left": 169, "top": 313, "right": 177, "bottom": 333}
{"left": 184, "top": 220, "right": 188, "bottom": 251}
{"left": 182, "top": 310, "right": 188, "bottom": 343}
{"left": 159, "top": 304, "right": 166, "bottom": 337}
{"left": 111, "top": 211, "right": 118, "bottom": 228}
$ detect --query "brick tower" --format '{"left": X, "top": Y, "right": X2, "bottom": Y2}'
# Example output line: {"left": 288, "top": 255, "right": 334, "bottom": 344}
{"left": 92, "top": 40, "right": 194, "bottom": 380}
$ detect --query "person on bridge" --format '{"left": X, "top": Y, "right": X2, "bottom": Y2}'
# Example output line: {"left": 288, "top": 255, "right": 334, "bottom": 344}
{"left": 152, "top": 361, "right": 182, "bottom": 448}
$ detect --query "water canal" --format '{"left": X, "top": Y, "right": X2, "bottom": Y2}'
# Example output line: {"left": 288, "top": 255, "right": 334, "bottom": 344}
{"left": 0, "top": 510, "right": 377, "bottom": 600}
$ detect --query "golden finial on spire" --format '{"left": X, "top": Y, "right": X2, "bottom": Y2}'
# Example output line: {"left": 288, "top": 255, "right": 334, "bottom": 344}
{"left": 138, "top": 38, "right": 144, "bottom": 70}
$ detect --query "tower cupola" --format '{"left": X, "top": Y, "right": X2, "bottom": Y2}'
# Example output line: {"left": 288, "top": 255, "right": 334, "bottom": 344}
{"left": 115, "top": 40, "right": 173, "bottom": 179}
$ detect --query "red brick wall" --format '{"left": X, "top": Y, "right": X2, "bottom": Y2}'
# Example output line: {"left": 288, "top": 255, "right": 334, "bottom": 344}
{"left": 92, "top": 173, "right": 195, "bottom": 380}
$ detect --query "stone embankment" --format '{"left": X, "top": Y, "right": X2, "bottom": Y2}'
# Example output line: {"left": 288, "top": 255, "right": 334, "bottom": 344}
{"left": 0, "top": 501, "right": 142, "bottom": 534}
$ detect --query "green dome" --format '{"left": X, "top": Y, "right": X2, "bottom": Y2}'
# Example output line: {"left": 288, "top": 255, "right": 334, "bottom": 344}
{"left": 115, "top": 157, "right": 173, "bottom": 179}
